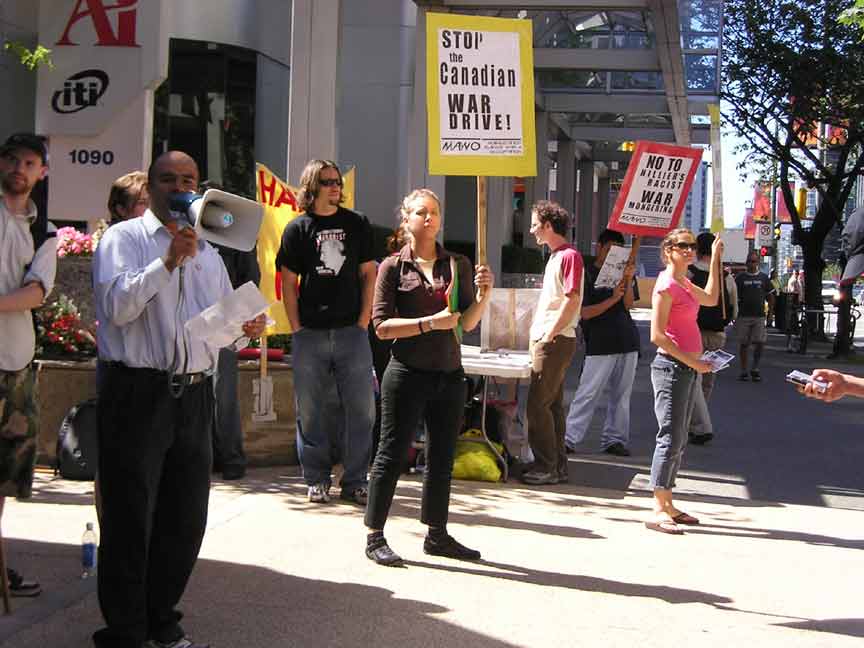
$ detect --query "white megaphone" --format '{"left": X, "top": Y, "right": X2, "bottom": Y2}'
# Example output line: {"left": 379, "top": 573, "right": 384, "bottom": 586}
{"left": 167, "top": 189, "right": 263, "bottom": 252}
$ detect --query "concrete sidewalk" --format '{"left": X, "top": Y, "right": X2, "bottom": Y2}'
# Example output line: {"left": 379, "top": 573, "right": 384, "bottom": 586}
{"left": 2, "top": 323, "right": 864, "bottom": 647}
{"left": 2, "top": 469, "right": 863, "bottom": 647}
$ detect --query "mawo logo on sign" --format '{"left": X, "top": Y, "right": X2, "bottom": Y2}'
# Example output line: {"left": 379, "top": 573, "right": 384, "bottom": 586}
{"left": 51, "top": 69, "right": 110, "bottom": 114}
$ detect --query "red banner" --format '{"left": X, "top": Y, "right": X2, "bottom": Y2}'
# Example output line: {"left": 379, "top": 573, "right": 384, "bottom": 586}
{"left": 608, "top": 141, "right": 703, "bottom": 237}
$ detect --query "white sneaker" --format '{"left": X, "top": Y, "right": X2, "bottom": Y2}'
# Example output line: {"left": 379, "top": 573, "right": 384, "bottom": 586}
{"left": 308, "top": 482, "right": 331, "bottom": 503}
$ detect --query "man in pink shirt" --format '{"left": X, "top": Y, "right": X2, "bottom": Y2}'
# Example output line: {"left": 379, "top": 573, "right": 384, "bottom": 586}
{"left": 521, "top": 201, "right": 584, "bottom": 485}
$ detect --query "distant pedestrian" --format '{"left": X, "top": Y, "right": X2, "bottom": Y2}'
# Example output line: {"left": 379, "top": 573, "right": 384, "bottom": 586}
{"left": 735, "top": 250, "right": 775, "bottom": 382}
{"left": 521, "top": 201, "right": 584, "bottom": 486}
{"left": 364, "top": 188, "right": 493, "bottom": 566}
{"left": 686, "top": 232, "right": 738, "bottom": 445}
{"left": 564, "top": 229, "right": 638, "bottom": 457}
{"left": 647, "top": 228, "right": 723, "bottom": 534}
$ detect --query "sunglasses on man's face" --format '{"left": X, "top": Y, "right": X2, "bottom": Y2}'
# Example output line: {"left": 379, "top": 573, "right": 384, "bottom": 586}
{"left": 670, "top": 241, "right": 697, "bottom": 251}
{"left": 319, "top": 178, "right": 342, "bottom": 187}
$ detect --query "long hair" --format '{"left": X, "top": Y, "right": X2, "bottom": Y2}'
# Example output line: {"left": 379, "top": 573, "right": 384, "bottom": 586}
{"left": 107, "top": 171, "right": 148, "bottom": 223}
{"left": 297, "top": 159, "right": 343, "bottom": 213}
{"left": 387, "top": 188, "right": 442, "bottom": 253}
{"left": 659, "top": 228, "right": 694, "bottom": 266}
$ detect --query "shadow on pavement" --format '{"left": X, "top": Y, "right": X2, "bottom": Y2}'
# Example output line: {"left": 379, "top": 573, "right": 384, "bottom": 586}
{"left": 776, "top": 618, "right": 864, "bottom": 638}
{"left": 0, "top": 538, "right": 521, "bottom": 648}
{"left": 403, "top": 557, "right": 733, "bottom": 607}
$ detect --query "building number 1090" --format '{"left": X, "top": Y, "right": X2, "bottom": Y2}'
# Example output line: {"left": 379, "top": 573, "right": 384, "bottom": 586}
{"left": 69, "top": 149, "right": 115, "bottom": 165}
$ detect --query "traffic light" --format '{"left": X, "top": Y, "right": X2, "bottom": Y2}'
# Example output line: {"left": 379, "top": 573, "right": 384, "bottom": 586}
{"left": 773, "top": 224, "right": 782, "bottom": 240}
{"left": 759, "top": 246, "right": 770, "bottom": 257}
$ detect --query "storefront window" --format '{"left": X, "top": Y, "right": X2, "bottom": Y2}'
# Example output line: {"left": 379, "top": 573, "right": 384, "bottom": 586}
{"left": 153, "top": 39, "right": 257, "bottom": 198}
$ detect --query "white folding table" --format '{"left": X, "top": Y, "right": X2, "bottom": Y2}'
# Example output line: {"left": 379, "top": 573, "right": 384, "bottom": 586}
{"left": 460, "top": 345, "right": 532, "bottom": 481}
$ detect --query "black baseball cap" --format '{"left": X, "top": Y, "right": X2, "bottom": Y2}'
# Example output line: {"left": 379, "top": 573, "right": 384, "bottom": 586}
{"left": 0, "top": 133, "right": 48, "bottom": 164}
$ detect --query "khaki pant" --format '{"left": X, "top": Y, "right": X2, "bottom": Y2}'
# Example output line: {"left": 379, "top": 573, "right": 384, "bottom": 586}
{"left": 527, "top": 335, "right": 578, "bottom": 475}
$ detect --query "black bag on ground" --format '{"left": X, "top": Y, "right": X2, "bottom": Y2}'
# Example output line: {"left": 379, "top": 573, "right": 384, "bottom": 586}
{"left": 55, "top": 399, "right": 99, "bottom": 480}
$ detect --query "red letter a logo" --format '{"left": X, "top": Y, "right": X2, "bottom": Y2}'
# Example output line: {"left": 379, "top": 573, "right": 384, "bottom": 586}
{"left": 56, "top": 0, "right": 139, "bottom": 47}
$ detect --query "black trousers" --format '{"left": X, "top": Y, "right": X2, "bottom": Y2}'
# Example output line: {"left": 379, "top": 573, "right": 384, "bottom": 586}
{"left": 94, "top": 365, "right": 213, "bottom": 648}
{"left": 365, "top": 359, "right": 466, "bottom": 530}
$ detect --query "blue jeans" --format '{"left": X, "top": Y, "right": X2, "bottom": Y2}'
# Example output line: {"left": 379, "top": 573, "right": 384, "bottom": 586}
{"left": 565, "top": 351, "right": 638, "bottom": 450}
{"left": 649, "top": 353, "right": 699, "bottom": 490}
{"left": 291, "top": 325, "right": 375, "bottom": 491}
{"left": 213, "top": 347, "right": 245, "bottom": 470}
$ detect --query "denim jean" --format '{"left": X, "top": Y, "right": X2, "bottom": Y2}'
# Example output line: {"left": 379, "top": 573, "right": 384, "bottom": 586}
{"left": 649, "top": 353, "right": 699, "bottom": 490}
{"left": 365, "top": 359, "right": 466, "bottom": 530}
{"left": 291, "top": 325, "right": 375, "bottom": 491}
{"left": 688, "top": 330, "right": 725, "bottom": 438}
{"left": 213, "top": 347, "right": 246, "bottom": 470}
{"left": 565, "top": 351, "right": 639, "bottom": 450}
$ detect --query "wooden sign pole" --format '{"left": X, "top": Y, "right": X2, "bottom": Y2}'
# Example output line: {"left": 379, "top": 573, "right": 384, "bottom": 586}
{"left": 477, "top": 176, "right": 488, "bottom": 299}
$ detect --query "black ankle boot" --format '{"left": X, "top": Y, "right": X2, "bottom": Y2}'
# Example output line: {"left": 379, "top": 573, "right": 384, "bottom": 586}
{"left": 366, "top": 532, "right": 403, "bottom": 566}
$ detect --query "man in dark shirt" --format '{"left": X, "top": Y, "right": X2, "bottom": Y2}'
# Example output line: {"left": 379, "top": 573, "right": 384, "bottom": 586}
{"left": 276, "top": 159, "right": 376, "bottom": 505}
{"left": 735, "top": 250, "right": 775, "bottom": 382}
{"left": 564, "top": 229, "right": 639, "bottom": 456}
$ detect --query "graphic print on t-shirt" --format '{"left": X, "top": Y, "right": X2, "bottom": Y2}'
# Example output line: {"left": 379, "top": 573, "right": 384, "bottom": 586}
{"left": 316, "top": 228, "right": 346, "bottom": 277}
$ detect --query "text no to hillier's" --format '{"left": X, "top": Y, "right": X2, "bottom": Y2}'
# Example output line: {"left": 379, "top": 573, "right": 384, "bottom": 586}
{"left": 440, "top": 63, "right": 517, "bottom": 87}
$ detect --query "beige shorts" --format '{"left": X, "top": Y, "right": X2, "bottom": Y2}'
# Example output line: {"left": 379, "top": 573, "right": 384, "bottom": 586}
{"left": 735, "top": 316, "right": 767, "bottom": 345}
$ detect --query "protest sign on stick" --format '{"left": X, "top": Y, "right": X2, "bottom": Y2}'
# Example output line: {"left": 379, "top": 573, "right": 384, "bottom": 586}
{"left": 608, "top": 141, "right": 703, "bottom": 238}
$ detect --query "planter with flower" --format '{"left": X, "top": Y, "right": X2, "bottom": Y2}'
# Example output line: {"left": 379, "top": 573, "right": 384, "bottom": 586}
{"left": 50, "top": 222, "right": 107, "bottom": 329}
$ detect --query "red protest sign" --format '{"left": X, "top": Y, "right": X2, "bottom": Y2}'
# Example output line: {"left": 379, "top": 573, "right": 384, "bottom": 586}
{"left": 608, "top": 141, "right": 703, "bottom": 237}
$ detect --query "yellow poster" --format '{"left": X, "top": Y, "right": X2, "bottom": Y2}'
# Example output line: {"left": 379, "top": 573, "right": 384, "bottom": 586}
{"left": 708, "top": 104, "right": 725, "bottom": 234}
{"left": 255, "top": 163, "right": 356, "bottom": 335}
{"left": 426, "top": 13, "right": 536, "bottom": 177}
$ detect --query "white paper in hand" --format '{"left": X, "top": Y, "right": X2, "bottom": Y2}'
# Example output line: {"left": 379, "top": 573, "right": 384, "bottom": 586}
{"left": 594, "top": 246, "right": 631, "bottom": 290}
{"left": 185, "top": 281, "right": 271, "bottom": 348}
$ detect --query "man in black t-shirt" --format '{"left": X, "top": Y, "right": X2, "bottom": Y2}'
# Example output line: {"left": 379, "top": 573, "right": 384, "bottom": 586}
{"left": 735, "top": 251, "right": 775, "bottom": 382}
{"left": 276, "top": 160, "right": 376, "bottom": 505}
{"left": 564, "top": 229, "right": 640, "bottom": 456}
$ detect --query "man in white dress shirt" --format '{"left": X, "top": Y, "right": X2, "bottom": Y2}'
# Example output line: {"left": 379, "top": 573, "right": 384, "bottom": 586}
{"left": 93, "top": 151, "right": 265, "bottom": 648}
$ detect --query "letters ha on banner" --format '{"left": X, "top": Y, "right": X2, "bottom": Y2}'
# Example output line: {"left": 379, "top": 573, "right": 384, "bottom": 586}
{"left": 426, "top": 13, "right": 536, "bottom": 177}
{"left": 255, "top": 163, "right": 356, "bottom": 335}
{"left": 607, "top": 141, "right": 703, "bottom": 238}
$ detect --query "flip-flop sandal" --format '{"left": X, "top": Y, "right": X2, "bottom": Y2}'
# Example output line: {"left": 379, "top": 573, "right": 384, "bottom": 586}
{"left": 672, "top": 512, "right": 700, "bottom": 525}
{"left": 645, "top": 520, "right": 684, "bottom": 535}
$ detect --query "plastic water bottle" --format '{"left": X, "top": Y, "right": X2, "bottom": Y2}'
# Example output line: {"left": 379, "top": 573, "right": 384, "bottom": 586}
{"left": 81, "top": 522, "right": 97, "bottom": 579}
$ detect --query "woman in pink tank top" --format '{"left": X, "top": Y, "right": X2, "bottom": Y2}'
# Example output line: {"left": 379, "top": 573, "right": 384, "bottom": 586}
{"left": 647, "top": 228, "right": 724, "bottom": 534}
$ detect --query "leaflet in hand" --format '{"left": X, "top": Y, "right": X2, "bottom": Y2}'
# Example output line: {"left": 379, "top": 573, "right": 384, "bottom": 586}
{"left": 700, "top": 349, "right": 735, "bottom": 373}
{"left": 594, "top": 245, "right": 631, "bottom": 289}
{"left": 185, "top": 281, "right": 272, "bottom": 348}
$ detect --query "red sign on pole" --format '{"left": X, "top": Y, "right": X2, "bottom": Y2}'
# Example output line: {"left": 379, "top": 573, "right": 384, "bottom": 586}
{"left": 608, "top": 141, "right": 703, "bottom": 238}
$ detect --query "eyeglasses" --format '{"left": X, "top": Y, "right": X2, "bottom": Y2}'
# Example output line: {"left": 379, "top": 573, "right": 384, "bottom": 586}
{"left": 319, "top": 178, "right": 342, "bottom": 187}
{"left": 670, "top": 241, "right": 697, "bottom": 251}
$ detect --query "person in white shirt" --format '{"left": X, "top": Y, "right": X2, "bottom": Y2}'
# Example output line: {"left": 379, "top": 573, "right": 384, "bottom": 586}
{"left": 93, "top": 151, "right": 265, "bottom": 648}
{"left": 521, "top": 201, "right": 585, "bottom": 486}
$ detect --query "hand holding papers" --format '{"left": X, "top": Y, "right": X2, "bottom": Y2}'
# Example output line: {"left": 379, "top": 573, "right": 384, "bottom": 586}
{"left": 185, "top": 281, "right": 272, "bottom": 348}
{"left": 594, "top": 245, "right": 632, "bottom": 290}
{"left": 700, "top": 349, "right": 735, "bottom": 373}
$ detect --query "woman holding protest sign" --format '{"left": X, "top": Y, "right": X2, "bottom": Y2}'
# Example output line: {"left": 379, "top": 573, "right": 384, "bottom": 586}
{"left": 364, "top": 188, "right": 493, "bottom": 566}
{"left": 647, "top": 228, "right": 723, "bottom": 534}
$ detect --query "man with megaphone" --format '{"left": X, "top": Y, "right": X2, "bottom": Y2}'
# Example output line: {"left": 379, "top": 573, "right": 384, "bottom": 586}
{"left": 92, "top": 151, "right": 266, "bottom": 648}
